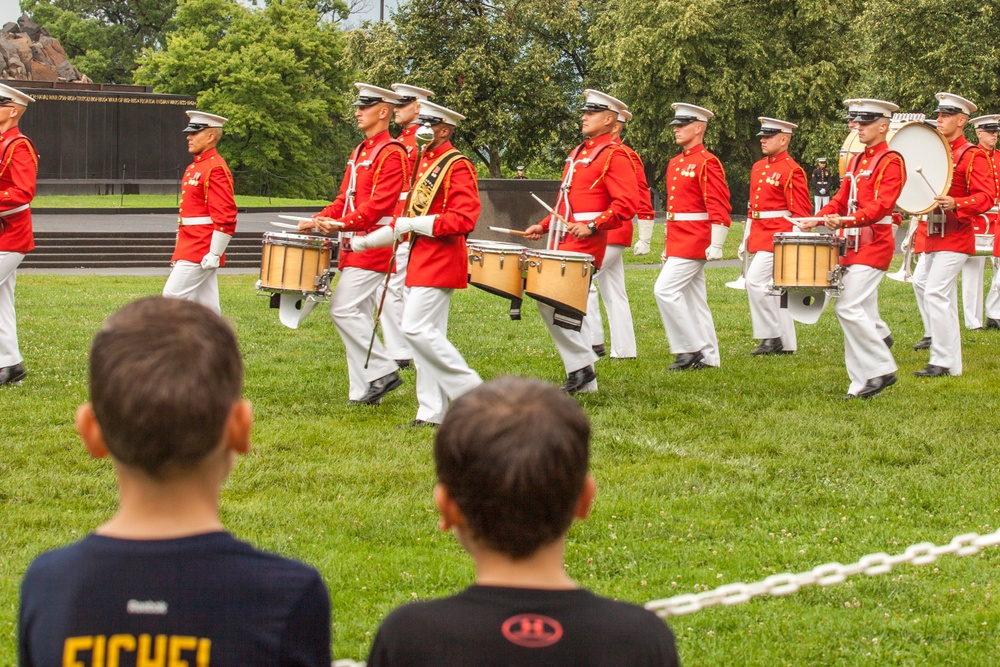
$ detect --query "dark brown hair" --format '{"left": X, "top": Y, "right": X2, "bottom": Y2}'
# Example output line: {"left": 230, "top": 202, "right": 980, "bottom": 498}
{"left": 434, "top": 377, "right": 591, "bottom": 560}
{"left": 88, "top": 297, "right": 243, "bottom": 478}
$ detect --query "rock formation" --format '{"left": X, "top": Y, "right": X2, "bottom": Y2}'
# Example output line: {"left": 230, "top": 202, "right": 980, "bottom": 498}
{"left": 0, "top": 13, "right": 91, "bottom": 83}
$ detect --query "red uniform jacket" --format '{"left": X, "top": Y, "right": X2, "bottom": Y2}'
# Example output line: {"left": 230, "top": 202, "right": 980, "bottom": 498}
{"left": 404, "top": 141, "right": 480, "bottom": 289}
{"left": 606, "top": 140, "right": 654, "bottom": 247}
{"left": 664, "top": 144, "right": 732, "bottom": 259}
{"left": 746, "top": 151, "right": 811, "bottom": 253}
{"left": 320, "top": 130, "right": 407, "bottom": 272}
{"left": 173, "top": 148, "right": 237, "bottom": 265}
{"left": 0, "top": 127, "right": 37, "bottom": 254}
{"left": 818, "top": 141, "right": 903, "bottom": 271}
{"left": 924, "top": 136, "right": 995, "bottom": 255}
{"left": 539, "top": 132, "right": 638, "bottom": 268}
{"left": 394, "top": 124, "right": 421, "bottom": 218}
{"left": 986, "top": 147, "right": 1000, "bottom": 257}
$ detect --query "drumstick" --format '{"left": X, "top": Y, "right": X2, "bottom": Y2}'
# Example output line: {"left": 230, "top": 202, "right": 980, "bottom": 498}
{"left": 785, "top": 216, "right": 856, "bottom": 224}
{"left": 488, "top": 226, "right": 529, "bottom": 236}
{"left": 914, "top": 166, "right": 940, "bottom": 197}
{"left": 278, "top": 214, "right": 345, "bottom": 228}
{"left": 530, "top": 192, "right": 572, "bottom": 227}
{"left": 269, "top": 221, "right": 302, "bottom": 230}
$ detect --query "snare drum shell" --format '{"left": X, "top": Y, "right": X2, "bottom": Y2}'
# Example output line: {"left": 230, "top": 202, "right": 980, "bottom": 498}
{"left": 523, "top": 250, "right": 593, "bottom": 315}
{"left": 259, "top": 233, "right": 332, "bottom": 293}
{"left": 772, "top": 234, "right": 839, "bottom": 289}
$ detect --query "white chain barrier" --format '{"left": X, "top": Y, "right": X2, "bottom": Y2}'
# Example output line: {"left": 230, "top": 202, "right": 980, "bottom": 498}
{"left": 645, "top": 528, "right": 1000, "bottom": 617}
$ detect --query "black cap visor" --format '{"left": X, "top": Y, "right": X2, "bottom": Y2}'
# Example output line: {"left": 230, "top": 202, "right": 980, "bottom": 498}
{"left": 757, "top": 127, "right": 782, "bottom": 137}
{"left": 977, "top": 123, "right": 1000, "bottom": 132}
{"left": 580, "top": 102, "right": 612, "bottom": 113}
{"left": 183, "top": 122, "right": 210, "bottom": 134}
{"left": 353, "top": 95, "right": 388, "bottom": 107}
{"left": 670, "top": 115, "right": 699, "bottom": 126}
{"left": 933, "top": 105, "right": 965, "bottom": 116}
{"left": 417, "top": 114, "right": 444, "bottom": 126}
{"left": 394, "top": 96, "right": 417, "bottom": 106}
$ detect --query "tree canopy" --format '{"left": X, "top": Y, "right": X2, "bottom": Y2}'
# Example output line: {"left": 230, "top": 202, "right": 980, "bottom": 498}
{"left": 134, "top": 0, "right": 354, "bottom": 198}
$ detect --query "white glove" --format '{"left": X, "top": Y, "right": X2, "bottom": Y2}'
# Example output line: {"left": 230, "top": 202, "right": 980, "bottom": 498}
{"left": 200, "top": 230, "right": 231, "bottom": 269}
{"left": 350, "top": 225, "right": 395, "bottom": 252}
{"left": 660, "top": 250, "right": 667, "bottom": 265}
{"left": 394, "top": 215, "right": 436, "bottom": 241}
{"left": 737, "top": 240, "right": 745, "bottom": 261}
{"left": 705, "top": 224, "right": 728, "bottom": 261}
{"left": 633, "top": 218, "right": 654, "bottom": 255}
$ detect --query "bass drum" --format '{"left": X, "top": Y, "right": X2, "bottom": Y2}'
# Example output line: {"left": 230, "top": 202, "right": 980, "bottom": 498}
{"left": 838, "top": 119, "right": 952, "bottom": 215}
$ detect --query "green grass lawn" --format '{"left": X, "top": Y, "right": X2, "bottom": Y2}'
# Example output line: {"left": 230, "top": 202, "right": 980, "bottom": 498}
{"left": 3, "top": 264, "right": 1000, "bottom": 665}
{"left": 33, "top": 194, "right": 329, "bottom": 208}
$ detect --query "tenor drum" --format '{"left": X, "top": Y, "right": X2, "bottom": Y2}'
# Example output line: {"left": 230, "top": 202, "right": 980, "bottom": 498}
{"left": 772, "top": 232, "right": 843, "bottom": 289}
{"left": 468, "top": 240, "right": 526, "bottom": 299}
{"left": 523, "top": 249, "right": 594, "bottom": 315}
{"left": 258, "top": 232, "right": 338, "bottom": 294}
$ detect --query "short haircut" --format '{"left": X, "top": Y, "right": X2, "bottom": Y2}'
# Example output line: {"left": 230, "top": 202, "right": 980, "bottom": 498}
{"left": 435, "top": 377, "right": 591, "bottom": 560}
{"left": 88, "top": 297, "right": 243, "bottom": 479}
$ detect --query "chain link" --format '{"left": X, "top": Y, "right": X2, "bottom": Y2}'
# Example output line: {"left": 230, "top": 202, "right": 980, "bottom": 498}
{"left": 645, "top": 528, "right": 1000, "bottom": 617}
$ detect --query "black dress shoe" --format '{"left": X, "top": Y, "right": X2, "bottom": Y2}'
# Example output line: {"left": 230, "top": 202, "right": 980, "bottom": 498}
{"left": 913, "top": 364, "right": 950, "bottom": 377}
{"left": 396, "top": 419, "right": 437, "bottom": 429}
{"left": 592, "top": 344, "right": 606, "bottom": 358}
{"left": 837, "top": 393, "right": 858, "bottom": 401}
{"left": 395, "top": 359, "right": 413, "bottom": 369}
{"left": 0, "top": 363, "right": 26, "bottom": 385}
{"left": 858, "top": 372, "right": 897, "bottom": 398}
{"left": 667, "top": 351, "right": 705, "bottom": 370}
{"left": 883, "top": 334, "right": 894, "bottom": 349}
{"left": 356, "top": 371, "right": 403, "bottom": 404}
{"left": 912, "top": 336, "right": 931, "bottom": 350}
{"left": 750, "top": 338, "right": 784, "bottom": 356}
{"left": 985, "top": 318, "right": 1000, "bottom": 330}
{"left": 563, "top": 365, "right": 597, "bottom": 394}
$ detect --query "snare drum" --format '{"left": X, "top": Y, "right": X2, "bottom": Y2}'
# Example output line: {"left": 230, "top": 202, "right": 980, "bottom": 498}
{"left": 259, "top": 232, "right": 338, "bottom": 294}
{"left": 523, "top": 249, "right": 594, "bottom": 315}
{"left": 468, "top": 240, "right": 526, "bottom": 299}
{"left": 772, "top": 233, "right": 843, "bottom": 289}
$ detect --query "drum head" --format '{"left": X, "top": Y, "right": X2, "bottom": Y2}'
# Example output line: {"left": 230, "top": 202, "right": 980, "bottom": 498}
{"left": 525, "top": 249, "right": 594, "bottom": 262}
{"left": 263, "top": 231, "right": 329, "bottom": 246}
{"left": 839, "top": 129, "right": 863, "bottom": 176}
{"left": 888, "top": 121, "right": 953, "bottom": 214}
{"left": 468, "top": 240, "right": 526, "bottom": 251}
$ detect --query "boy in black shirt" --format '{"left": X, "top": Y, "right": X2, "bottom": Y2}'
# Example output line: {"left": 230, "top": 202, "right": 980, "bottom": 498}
{"left": 368, "top": 377, "right": 679, "bottom": 666}
{"left": 19, "top": 297, "right": 331, "bottom": 667}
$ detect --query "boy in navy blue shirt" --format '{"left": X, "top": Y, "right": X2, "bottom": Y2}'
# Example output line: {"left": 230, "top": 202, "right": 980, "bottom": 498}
{"left": 19, "top": 297, "right": 331, "bottom": 667}
{"left": 367, "top": 377, "right": 678, "bottom": 666}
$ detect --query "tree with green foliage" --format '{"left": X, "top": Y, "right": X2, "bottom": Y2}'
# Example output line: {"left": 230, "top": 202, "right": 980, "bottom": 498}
{"left": 135, "top": 0, "right": 355, "bottom": 199}
{"left": 346, "top": 0, "right": 602, "bottom": 178}
{"left": 592, "top": 0, "right": 859, "bottom": 202}
{"left": 22, "top": 0, "right": 177, "bottom": 83}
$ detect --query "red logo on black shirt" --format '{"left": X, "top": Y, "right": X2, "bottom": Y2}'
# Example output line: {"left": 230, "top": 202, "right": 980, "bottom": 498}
{"left": 501, "top": 614, "right": 563, "bottom": 648}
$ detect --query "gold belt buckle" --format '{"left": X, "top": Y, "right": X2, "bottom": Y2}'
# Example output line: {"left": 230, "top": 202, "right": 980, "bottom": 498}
{"left": 666, "top": 212, "right": 675, "bottom": 221}
{"left": 751, "top": 211, "right": 761, "bottom": 220}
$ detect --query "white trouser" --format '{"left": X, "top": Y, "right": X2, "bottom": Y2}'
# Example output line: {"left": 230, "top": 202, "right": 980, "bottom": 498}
{"left": 834, "top": 265, "right": 897, "bottom": 395}
{"left": 986, "top": 259, "right": 1000, "bottom": 319}
{"left": 402, "top": 286, "right": 482, "bottom": 423}
{"left": 911, "top": 253, "right": 931, "bottom": 337}
{"left": 330, "top": 267, "right": 399, "bottom": 401}
{"left": 814, "top": 196, "right": 830, "bottom": 214}
{"left": 584, "top": 245, "right": 636, "bottom": 358}
{"left": 0, "top": 251, "right": 24, "bottom": 367}
{"left": 654, "top": 257, "right": 720, "bottom": 366}
{"left": 924, "top": 251, "right": 966, "bottom": 374}
{"left": 378, "top": 241, "right": 412, "bottom": 360}
{"left": 163, "top": 260, "right": 220, "bottom": 314}
{"left": 745, "top": 251, "right": 796, "bottom": 350}
{"left": 538, "top": 301, "right": 599, "bottom": 375}
{"left": 961, "top": 255, "right": 985, "bottom": 329}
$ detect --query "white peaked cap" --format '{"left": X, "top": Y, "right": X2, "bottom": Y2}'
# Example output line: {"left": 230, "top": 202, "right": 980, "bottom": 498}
{"left": 353, "top": 83, "right": 400, "bottom": 106}
{"left": 618, "top": 108, "right": 633, "bottom": 123}
{"left": 935, "top": 92, "right": 977, "bottom": 115}
{"left": 0, "top": 83, "right": 33, "bottom": 105}
{"left": 580, "top": 89, "right": 627, "bottom": 114}
{"left": 757, "top": 117, "right": 797, "bottom": 136}
{"left": 184, "top": 110, "right": 227, "bottom": 133}
{"left": 670, "top": 102, "right": 714, "bottom": 125}
{"left": 391, "top": 83, "right": 434, "bottom": 103}
{"left": 418, "top": 100, "right": 466, "bottom": 126}
{"left": 843, "top": 99, "right": 898, "bottom": 119}
{"left": 972, "top": 114, "right": 1000, "bottom": 130}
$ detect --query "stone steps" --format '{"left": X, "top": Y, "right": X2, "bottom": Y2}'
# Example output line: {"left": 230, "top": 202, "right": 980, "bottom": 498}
{"left": 22, "top": 231, "right": 263, "bottom": 269}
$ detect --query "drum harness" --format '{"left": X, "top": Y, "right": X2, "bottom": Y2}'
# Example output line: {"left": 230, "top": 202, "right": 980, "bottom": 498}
{"left": 841, "top": 149, "right": 899, "bottom": 253}
{"left": 340, "top": 138, "right": 404, "bottom": 251}
{"left": 549, "top": 141, "right": 613, "bottom": 251}
{"left": 927, "top": 143, "right": 980, "bottom": 238}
